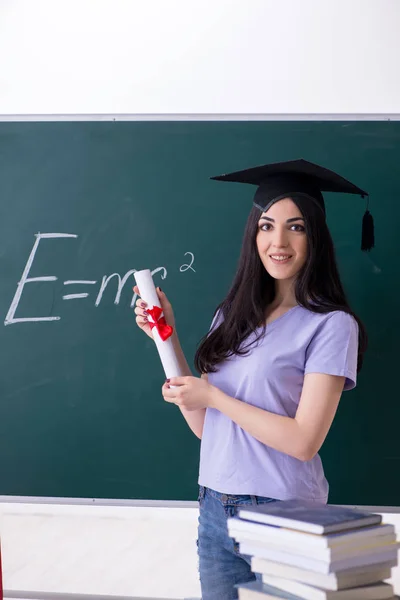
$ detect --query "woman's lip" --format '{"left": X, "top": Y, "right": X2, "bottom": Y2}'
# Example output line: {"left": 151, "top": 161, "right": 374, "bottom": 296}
{"left": 269, "top": 255, "right": 293, "bottom": 264}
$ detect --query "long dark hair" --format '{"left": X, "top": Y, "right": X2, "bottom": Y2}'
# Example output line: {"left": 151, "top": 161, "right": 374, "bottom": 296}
{"left": 194, "top": 195, "right": 368, "bottom": 374}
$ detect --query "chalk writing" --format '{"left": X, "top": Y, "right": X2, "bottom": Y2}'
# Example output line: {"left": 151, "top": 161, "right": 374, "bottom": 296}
{"left": 4, "top": 233, "right": 194, "bottom": 326}
{"left": 4, "top": 233, "right": 77, "bottom": 325}
{"left": 179, "top": 252, "right": 196, "bottom": 273}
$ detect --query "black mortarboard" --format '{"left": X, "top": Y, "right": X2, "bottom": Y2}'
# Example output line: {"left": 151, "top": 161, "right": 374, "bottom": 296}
{"left": 211, "top": 159, "right": 374, "bottom": 251}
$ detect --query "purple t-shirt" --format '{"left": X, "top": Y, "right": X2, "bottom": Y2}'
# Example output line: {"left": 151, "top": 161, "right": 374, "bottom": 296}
{"left": 198, "top": 306, "right": 359, "bottom": 502}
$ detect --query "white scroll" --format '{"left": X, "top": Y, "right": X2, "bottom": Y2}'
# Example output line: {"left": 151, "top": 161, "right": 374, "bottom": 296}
{"left": 134, "top": 269, "right": 183, "bottom": 379}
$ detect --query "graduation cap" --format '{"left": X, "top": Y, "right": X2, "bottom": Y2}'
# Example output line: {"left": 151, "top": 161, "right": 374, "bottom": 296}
{"left": 211, "top": 159, "right": 374, "bottom": 251}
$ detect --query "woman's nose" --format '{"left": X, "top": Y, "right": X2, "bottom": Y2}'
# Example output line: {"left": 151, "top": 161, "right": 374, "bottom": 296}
{"left": 272, "top": 227, "right": 289, "bottom": 248}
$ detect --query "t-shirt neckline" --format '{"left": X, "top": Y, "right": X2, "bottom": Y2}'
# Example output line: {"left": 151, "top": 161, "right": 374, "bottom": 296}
{"left": 261, "top": 305, "right": 300, "bottom": 330}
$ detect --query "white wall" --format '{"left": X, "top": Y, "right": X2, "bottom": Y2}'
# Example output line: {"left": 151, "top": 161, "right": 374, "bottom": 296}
{"left": 0, "top": 0, "right": 399, "bottom": 116}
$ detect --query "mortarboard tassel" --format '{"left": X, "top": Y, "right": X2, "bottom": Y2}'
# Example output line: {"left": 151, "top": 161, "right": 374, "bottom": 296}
{"left": 361, "top": 196, "right": 375, "bottom": 251}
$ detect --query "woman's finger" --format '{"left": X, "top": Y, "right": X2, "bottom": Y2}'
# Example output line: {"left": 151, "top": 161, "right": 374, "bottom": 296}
{"left": 163, "top": 396, "right": 177, "bottom": 404}
{"left": 162, "top": 382, "right": 179, "bottom": 398}
{"left": 168, "top": 377, "right": 189, "bottom": 387}
{"left": 134, "top": 306, "right": 148, "bottom": 317}
{"left": 133, "top": 287, "right": 147, "bottom": 308}
{"left": 162, "top": 388, "right": 177, "bottom": 403}
{"left": 157, "top": 286, "right": 170, "bottom": 306}
{"left": 134, "top": 296, "right": 147, "bottom": 309}
{"left": 136, "top": 315, "right": 152, "bottom": 330}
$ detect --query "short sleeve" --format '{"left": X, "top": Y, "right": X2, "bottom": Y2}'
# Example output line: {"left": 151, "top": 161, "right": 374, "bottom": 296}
{"left": 305, "top": 311, "right": 359, "bottom": 391}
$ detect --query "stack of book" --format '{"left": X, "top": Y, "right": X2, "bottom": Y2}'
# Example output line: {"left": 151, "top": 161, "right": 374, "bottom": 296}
{"left": 227, "top": 500, "right": 399, "bottom": 600}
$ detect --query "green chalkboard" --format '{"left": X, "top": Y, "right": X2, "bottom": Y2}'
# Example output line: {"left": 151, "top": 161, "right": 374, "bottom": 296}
{"left": 0, "top": 120, "right": 399, "bottom": 504}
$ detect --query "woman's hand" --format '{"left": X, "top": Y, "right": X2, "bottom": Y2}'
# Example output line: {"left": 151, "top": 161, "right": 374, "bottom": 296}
{"left": 162, "top": 376, "right": 219, "bottom": 411}
{"left": 133, "top": 285, "right": 176, "bottom": 340}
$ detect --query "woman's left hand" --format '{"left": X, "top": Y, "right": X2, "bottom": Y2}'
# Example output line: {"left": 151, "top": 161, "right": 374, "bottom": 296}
{"left": 162, "top": 376, "right": 218, "bottom": 411}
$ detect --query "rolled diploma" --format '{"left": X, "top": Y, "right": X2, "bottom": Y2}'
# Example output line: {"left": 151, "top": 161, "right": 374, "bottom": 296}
{"left": 134, "top": 269, "right": 183, "bottom": 379}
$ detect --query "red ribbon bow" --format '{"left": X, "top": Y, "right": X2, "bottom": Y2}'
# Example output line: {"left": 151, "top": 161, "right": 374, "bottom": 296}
{"left": 147, "top": 305, "right": 173, "bottom": 341}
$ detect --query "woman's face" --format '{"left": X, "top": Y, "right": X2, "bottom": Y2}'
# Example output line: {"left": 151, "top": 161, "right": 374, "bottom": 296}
{"left": 256, "top": 197, "right": 308, "bottom": 282}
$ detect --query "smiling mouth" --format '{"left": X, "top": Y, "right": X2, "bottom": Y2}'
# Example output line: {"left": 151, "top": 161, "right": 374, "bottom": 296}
{"left": 269, "top": 255, "right": 293, "bottom": 264}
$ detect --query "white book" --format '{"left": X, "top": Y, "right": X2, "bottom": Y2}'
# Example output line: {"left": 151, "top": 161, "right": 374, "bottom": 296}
{"left": 237, "top": 580, "right": 397, "bottom": 600}
{"left": 227, "top": 519, "right": 395, "bottom": 549}
{"left": 239, "top": 541, "right": 400, "bottom": 574}
{"left": 237, "top": 501, "right": 382, "bottom": 535}
{"left": 233, "top": 532, "right": 397, "bottom": 561}
{"left": 260, "top": 573, "right": 394, "bottom": 600}
{"left": 251, "top": 557, "right": 397, "bottom": 591}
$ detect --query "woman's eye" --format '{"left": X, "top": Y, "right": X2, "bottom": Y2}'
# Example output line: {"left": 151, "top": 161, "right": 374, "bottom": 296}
{"left": 259, "top": 223, "right": 305, "bottom": 232}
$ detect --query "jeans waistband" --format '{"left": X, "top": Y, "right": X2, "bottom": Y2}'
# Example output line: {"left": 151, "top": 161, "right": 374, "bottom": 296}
{"left": 199, "top": 485, "right": 275, "bottom": 506}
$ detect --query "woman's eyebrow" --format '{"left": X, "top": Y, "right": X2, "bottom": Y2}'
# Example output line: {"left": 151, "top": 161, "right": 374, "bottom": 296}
{"left": 259, "top": 216, "right": 305, "bottom": 223}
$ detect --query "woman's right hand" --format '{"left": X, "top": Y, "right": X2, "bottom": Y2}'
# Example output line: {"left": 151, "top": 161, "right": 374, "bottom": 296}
{"left": 133, "top": 285, "right": 176, "bottom": 340}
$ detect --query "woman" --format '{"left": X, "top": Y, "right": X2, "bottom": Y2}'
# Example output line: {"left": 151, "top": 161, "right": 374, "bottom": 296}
{"left": 133, "top": 159, "right": 369, "bottom": 600}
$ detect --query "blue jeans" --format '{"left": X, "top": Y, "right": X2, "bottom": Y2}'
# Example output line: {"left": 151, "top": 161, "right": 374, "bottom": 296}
{"left": 197, "top": 485, "right": 276, "bottom": 599}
